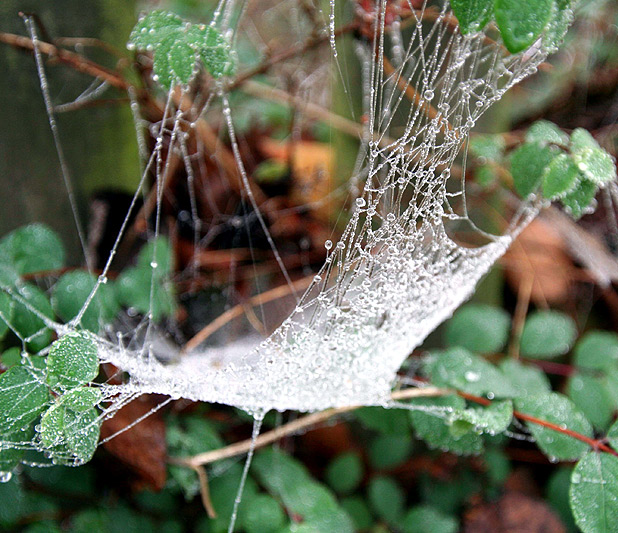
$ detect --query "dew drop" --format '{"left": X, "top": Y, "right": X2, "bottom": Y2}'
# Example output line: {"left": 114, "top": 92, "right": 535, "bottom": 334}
{"left": 0, "top": 471, "right": 12, "bottom": 483}
{"left": 324, "top": 240, "right": 333, "bottom": 250}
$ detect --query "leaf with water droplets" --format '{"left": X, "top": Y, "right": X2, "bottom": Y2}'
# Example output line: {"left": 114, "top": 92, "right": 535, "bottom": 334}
{"left": 571, "top": 128, "right": 617, "bottom": 185}
{"left": 542, "top": 153, "right": 581, "bottom": 200}
{"left": 561, "top": 178, "right": 598, "bottom": 220}
{"left": 0, "top": 366, "right": 48, "bottom": 435}
{"left": 425, "top": 347, "right": 517, "bottom": 398}
{"left": 52, "top": 271, "right": 119, "bottom": 333}
{"left": 449, "top": 400, "right": 513, "bottom": 437}
{"left": 450, "top": 0, "right": 494, "bottom": 35}
{"left": 409, "top": 395, "right": 483, "bottom": 455}
{"left": 569, "top": 452, "right": 618, "bottom": 533}
{"left": 499, "top": 359, "right": 551, "bottom": 397}
{"left": 128, "top": 10, "right": 183, "bottom": 49}
{"left": 46, "top": 332, "right": 99, "bottom": 391}
{"left": 494, "top": 0, "right": 554, "bottom": 53}
{"left": 544, "top": 0, "right": 574, "bottom": 52}
{"left": 568, "top": 374, "right": 613, "bottom": 431}
{"left": 10, "top": 282, "right": 54, "bottom": 352}
{"left": 0, "top": 291, "right": 13, "bottom": 340}
{"left": 0, "top": 223, "right": 65, "bottom": 275}
{"left": 526, "top": 120, "right": 569, "bottom": 147}
{"left": 510, "top": 142, "right": 558, "bottom": 198}
{"left": 445, "top": 304, "right": 510, "bottom": 354}
{"left": 515, "top": 392, "right": 592, "bottom": 461}
{"left": 519, "top": 310, "right": 577, "bottom": 359}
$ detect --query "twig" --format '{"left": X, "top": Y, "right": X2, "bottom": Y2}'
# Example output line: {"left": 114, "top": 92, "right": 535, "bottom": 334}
{"left": 193, "top": 464, "right": 217, "bottom": 518}
{"left": 508, "top": 274, "right": 533, "bottom": 360}
{"left": 174, "top": 387, "right": 449, "bottom": 467}
{"left": 183, "top": 274, "right": 315, "bottom": 353}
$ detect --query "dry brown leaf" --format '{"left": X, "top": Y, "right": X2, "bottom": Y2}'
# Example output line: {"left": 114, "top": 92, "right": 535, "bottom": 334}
{"left": 464, "top": 492, "right": 565, "bottom": 533}
{"left": 100, "top": 396, "right": 167, "bottom": 490}
{"left": 503, "top": 218, "right": 573, "bottom": 305}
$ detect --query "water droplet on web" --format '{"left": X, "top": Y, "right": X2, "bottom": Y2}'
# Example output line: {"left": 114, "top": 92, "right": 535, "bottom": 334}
{"left": 355, "top": 197, "right": 366, "bottom": 208}
{"left": 150, "top": 261, "right": 158, "bottom": 269}
{"left": 0, "top": 471, "right": 12, "bottom": 483}
{"left": 324, "top": 240, "right": 333, "bottom": 250}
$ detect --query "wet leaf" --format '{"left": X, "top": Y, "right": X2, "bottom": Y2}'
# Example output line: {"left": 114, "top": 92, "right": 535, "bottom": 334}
{"left": 570, "top": 128, "right": 617, "bottom": 185}
{"left": 241, "top": 494, "right": 286, "bottom": 533}
{"left": 526, "top": 120, "right": 569, "bottom": 147}
{"left": 409, "top": 395, "right": 483, "bottom": 455}
{"left": 560, "top": 178, "right": 598, "bottom": 219}
{"left": 570, "top": 452, "right": 618, "bottom": 533}
{"left": 499, "top": 359, "right": 551, "bottom": 397}
{"left": 567, "top": 374, "right": 613, "bottom": 431}
{"left": 451, "top": 0, "right": 494, "bottom": 35}
{"left": 542, "top": 153, "right": 581, "bottom": 200}
{"left": 52, "top": 271, "right": 119, "bottom": 332}
{"left": 494, "top": 0, "right": 554, "bottom": 53}
{"left": 425, "top": 347, "right": 517, "bottom": 398}
{"left": 515, "top": 392, "right": 592, "bottom": 461}
{"left": 0, "top": 223, "right": 64, "bottom": 275}
{"left": 10, "top": 283, "right": 54, "bottom": 352}
{"left": 46, "top": 332, "right": 99, "bottom": 391}
{"left": 0, "top": 366, "right": 48, "bottom": 435}
{"left": 510, "top": 142, "right": 558, "bottom": 197}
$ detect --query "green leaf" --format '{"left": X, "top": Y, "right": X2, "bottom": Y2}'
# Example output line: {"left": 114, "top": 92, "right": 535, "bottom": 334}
{"left": 475, "top": 165, "right": 499, "bottom": 187}
{"left": 128, "top": 10, "right": 183, "bottom": 49}
{"left": 526, "top": 120, "right": 569, "bottom": 146}
{"left": 561, "top": 178, "right": 598, "bottom": 219}
{"left": 355, "top": 406, "right": 410, "bottom": 435}
{"left": 484, "top": 447, "right": 511, "bottom": 484}
{"left": 402, "top": 505, "right": 458, "bottom": 533}
{"left": 543, "top": 0, "right": 574, "bottom": 52}
{"left": 52, "top": 271, "right": 119, "bottom": 333}
{"left": 10, "top": 283, "right": 54, "bottom": 352}
{"left": 499, "top": 359, "right": 551, "bottom": 397}
{"left": 425, "top": 347, "right": 517, "bottom": 398}
{"left": 514, "top": 392, "right": 593, "bottom": 461}
{"left": 241, "top": 494, "right": 285, "bottom": 533}
{"left": 40, "top": 404, "right": 100, "bottom": 463}
{"left": 0, "top": 366, "right": 48, "bottom": 435}
{"left": 154, "top": 35, "right": 196, "bottom": 88}
{"left": 0, "top": 224, "right": 64, "bottom": 275}
{"left": 116, "top": 266, "right": 176, "bottom": 322}
{"left": 494, "top": 0, "right": 554, "bottom": 53}
{"left": 188, "top": 24, "right": 235, "bottom": 78}
{"left": 325, "top": 452, "right": 364, "bottom": 494}
{"left": 445, "top": 304, "right": 510, "bottom": 354}
{"left": 61, "top": 388, "right": 102, "bottom": 413}
{"left": 570, "top": 452, "right": 618, "bottom": 533}
{"left": 519, "top": 310, "right": 577, "bottom": 359}
{"left": 606, "top": 419, "right": 618, "bottom": 451}
{"left": 46, "top": 332, "right": 99, "bottom": 391}
{"left": 547, "top": 467, "right": 578, "bottom": 531}
{"left": 252, "top": 449, "right": 354, "bottom": 533}
{"left": 450, "top": 0, "right": 494, "bottom": 34}
{"left": 568, "top": 375, "right": 613, "bottom": 431}
{"left": 542, "top": 154, "right": 581, "bottom": 200}
{"left": 574, "top": 331, "right": 618, "bottom": 371}
{"left": 570, "top": 128, "right": 617, "bottom": 185}
{"left": 449, "top": 400, "right": 513, "bottom": 437}
{"left": 368, "top": 434, "right": 413, "bottom": 470}
{"left": 367, "top": 476, "right": 405, "bottom": 525}
{"left": 0, "top": 291, "right": 13, "bottom": 340}
{"left": 510, "top": 142, "right": 558, "bottom": 198}
{"left": 1, "top": 347, "right": 21, "bottom": 369}
{"left": 340, "top": 497, "right": 373, "bottom": 531}
{"left": 409, "top": 395, "right": 483, "bottom": 455}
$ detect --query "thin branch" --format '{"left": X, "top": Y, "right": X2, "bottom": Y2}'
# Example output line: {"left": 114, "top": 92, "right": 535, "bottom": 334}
{"left": 173, "top": 387, "right": 449, "bottom": 467}
{"left": 193, "top": 464, "right": 217, "bottom": 518}
{"left": 183, "top": 274, "right": 315, "bottom": 353}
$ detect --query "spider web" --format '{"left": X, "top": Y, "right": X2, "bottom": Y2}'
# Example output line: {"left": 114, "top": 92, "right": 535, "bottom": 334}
{"left": 0, "top": 0, "right": 570, "bottom": 470}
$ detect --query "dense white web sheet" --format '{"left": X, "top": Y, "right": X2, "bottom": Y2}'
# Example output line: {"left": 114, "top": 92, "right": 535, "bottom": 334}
{"left": 0, "top": 0, "right": 569, "bottom": 467}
